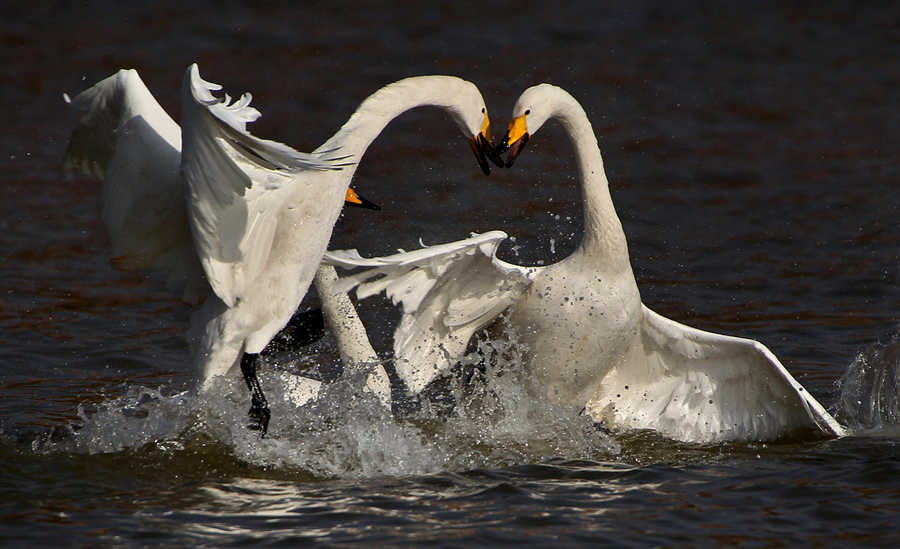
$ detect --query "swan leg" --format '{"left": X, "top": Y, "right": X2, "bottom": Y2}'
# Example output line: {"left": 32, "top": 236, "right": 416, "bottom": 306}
{"left": 240, "top": 352, "right": 270, "bottom": 436}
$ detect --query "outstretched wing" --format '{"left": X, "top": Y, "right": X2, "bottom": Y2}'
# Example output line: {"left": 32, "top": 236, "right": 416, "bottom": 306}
{"left": 64, "top": 69, "right": 204, "bottom": 302}
{"left": 324, "top": 231, "right": 537, "bottom": 393}
{"left": 180, "top": 63, "right": 351, "bottom": 307}
{"left": 65, "top": 69, "right": 181, "bottom": 180}
{"left": 586, "top": 305, "right": 847, "bottom": 442}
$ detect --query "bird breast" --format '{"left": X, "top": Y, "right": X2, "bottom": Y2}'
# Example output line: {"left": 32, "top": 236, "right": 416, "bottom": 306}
{"left": 508, "top": 259, "right": 642, "bottom": 411}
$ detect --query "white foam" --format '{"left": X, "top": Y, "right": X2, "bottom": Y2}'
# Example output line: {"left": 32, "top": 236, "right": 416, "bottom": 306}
{"left": 837, "top": 337, "right": 900, "bottom": 433}
{"left": 43, "top": 325, "right": 619, "bottom": 477}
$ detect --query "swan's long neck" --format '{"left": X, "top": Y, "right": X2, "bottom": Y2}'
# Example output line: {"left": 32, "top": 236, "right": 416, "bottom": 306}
{"left": 314, "top": 265, "right": 391, "bottom": 408}
{"left": 316, "top": 76, "right": 472, "bottom": 179}
{"left": 551, "top": 93, "right": 630, "bottom": 272}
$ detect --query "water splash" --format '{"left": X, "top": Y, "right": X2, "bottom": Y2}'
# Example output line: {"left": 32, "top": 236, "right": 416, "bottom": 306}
{"left": 414, "top": 317, "right": 620, "bottom": 466}
{"left": 59, "top": 385, "right": 195, "bottom": 454}
{"left": 35, "top": 323, "right": 618, "bottom": 478}
{"left": 198, "top": 365, "right": 444, "bottom": 478}
{"left": 836, "top": 337, "right": 900, "bottom": 434}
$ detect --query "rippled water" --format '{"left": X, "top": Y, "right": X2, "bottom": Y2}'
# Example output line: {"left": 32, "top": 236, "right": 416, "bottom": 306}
{"left": 3, "top": 1, "right": 900, "bottom": 546}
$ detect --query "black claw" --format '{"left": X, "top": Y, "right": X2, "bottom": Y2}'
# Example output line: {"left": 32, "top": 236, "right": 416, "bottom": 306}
{"left": 247, "top": 402, "right": 271, "bottom": 436}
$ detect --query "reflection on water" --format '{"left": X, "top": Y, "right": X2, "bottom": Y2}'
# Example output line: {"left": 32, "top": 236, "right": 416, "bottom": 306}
{"left": 180, "top": 462, "right": 645, "bottom": 544}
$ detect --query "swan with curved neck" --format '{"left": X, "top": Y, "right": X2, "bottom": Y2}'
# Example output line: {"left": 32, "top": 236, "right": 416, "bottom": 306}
{"left": 327, "top": 84, "right": 846, "bottom": 442}
{"left": 496, "top": 84, "right": 643, "bottom": 411}
{"left": 66, "top": 65, "right": 497, "bottom": 435}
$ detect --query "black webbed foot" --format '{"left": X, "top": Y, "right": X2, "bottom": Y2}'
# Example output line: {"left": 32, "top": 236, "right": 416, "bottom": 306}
{"left": 247, "top": 399, "right": 271, "bottom": 436}
{"left": 240, "top": 352, "right": 270, "bottom": 437}
{"left": 240, "top": 308, "right": 328, "bottom": 436}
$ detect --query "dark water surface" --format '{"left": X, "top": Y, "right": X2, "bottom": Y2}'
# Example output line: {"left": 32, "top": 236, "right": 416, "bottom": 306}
{"left": 3, "top": 1, "right": 900, "bottom": 546}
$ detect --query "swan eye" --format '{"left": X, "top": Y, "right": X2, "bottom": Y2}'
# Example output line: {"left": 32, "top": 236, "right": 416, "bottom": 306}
{"left": 525, "top": 109, "right": 531, "bottom": 115}
{"left": 481, "top": 107, "right": 486, "bottom": 114}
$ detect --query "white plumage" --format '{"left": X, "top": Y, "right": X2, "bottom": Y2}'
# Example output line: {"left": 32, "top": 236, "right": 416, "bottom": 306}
{"left": 326, "top": 84, "right": 847, "bottom": 443}
{"left": 65, "top": 66, "right": 494, "bottom": 427}
{"left": 64, "top": 68, "right": 205, "bottom": 302}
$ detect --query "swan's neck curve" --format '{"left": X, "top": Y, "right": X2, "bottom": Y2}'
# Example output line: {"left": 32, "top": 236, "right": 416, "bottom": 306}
{"left": 550, "top": 93, "right": 630, "bottom": 272}
{"left": 316, "top": 76, "right": 474, "bottom": 184}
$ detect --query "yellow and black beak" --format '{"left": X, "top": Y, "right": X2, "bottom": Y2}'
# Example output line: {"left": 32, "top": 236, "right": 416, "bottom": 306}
{"left": 344, "top": 187, "right": 381, "bottom": 211}
{"left": 499, "top": 114, "right": 530, "bottom": 168}
{"left": 468, "top": 112, "right": 505, "bottom": 175}
{"left": 468, "top": 134, "right": 492, "bottom": 176}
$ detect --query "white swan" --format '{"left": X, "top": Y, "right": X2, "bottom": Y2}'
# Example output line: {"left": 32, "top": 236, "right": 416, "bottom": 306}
{"left": 325, "top": 84, "right": 848, "bottom": 443}
{"left": 65, "top": 65, "right": 495, "bottom": 433}
{"left": 64, "top": 66, "right": 376, "bottom": 304}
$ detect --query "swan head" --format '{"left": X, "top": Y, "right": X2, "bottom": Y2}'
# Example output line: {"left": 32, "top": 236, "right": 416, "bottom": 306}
{"left": 498, "top": 84, "right": 559, "bottom": 168}
{"left": 434, "top": 78, "right": 503, "bottom": 174}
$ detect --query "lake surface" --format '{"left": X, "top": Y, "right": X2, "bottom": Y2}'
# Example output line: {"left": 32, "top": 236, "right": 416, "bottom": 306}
{"left": 3, "top": 1, "right": 900, "bottom": 546}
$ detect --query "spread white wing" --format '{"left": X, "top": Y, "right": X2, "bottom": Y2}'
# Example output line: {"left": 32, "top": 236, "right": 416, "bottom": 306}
{"left": 587, "top": 305, "right": 847, "bottom": 442}
{"left": 324, "top": 231, "right": 538, "bottom": 393}
{"left": 64, "top": 68, "right": 205, "bottom": 302}
{"left": 179, "top": 64, "right": 351, "bottom": 307}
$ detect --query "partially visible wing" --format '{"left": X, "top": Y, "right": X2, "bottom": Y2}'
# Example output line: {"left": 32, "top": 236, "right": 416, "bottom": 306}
{"left": 65, "top": 69, "right": 180, "bottom": 179}
{"left": 324, "top": 231, "right": 537, "bottom": 393}
{"left": 64, "top": 69, "right": 205, "bottom": 302}
{"left": 180, "top": 63, "right": 352, "bottom": 307}
{"left": 586, "top": 305, "right": 847, "bottom": 442}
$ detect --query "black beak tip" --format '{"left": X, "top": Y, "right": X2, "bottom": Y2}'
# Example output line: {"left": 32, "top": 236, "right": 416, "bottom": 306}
{"left": 495, "top": 132, "right": 511, "bottom": 155}
{"left": 503, "top": 133, "right": 529, "bottom": 169}
{"left": 470, "top": 136, "right": 492, "bottom": 176}
{"left": 486, "top": 147, "right": 506, "bottom": 169}
{"left": 346, "top": 193, "right": 381, "bottom": 211}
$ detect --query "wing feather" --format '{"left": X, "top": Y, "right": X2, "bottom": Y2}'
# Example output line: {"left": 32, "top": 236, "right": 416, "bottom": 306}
{"left": 63, "top": 69, "right": 204, "bottom": 302}
{"left": 324, "top": 231, "right": 536, "bottom": 393}
{"left": 586, "top": 305, "right": 847, "bottom": 442}
{"left": 179, "top": 64, "right": 350, "bottom": 306}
